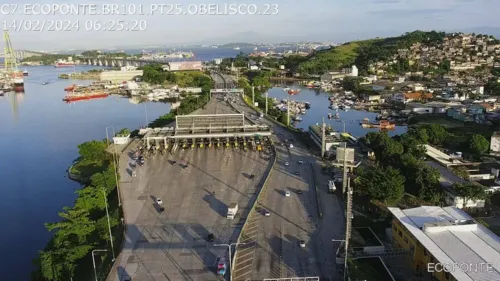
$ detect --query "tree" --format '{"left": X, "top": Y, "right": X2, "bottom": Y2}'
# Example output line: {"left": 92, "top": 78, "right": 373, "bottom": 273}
{"left": 469, "top": 134, "right": 489, "bottom": 155}
{"left": 453, "top": 183, "right": 487, "bottom": 209}
{"left": 409, "top": 127, "right": 429, "bottom": 143}
{"left": 365, "top": 132, "right": 404, "bottom": 166}
{"left": 356, "top": 166, "right": 405, "bottom": 204}
{"left": 423, "top": 124, "right": 448, "bottom": 145}
{"left": 77, "top": 140, "right": 108, "bottom": 162}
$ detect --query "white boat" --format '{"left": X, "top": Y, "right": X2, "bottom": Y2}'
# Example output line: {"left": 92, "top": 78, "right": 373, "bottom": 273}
{"left": 253, "top": 47, "right": 258, "bottom": 51}
{"left": 330, "top": 104, "right": 339, "bottom": 110}
{"left": 234, "top": 47, "right": 240, "bottom": 50}
{"left": 334, "top": 113, "right": 340, "bottom": 119}
{"left": 284, "top": 87, "right": 291, "bottom": 91}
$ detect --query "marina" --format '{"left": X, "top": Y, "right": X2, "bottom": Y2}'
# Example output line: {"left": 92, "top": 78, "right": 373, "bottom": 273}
{"left": 266, "top": 86, "right": 407, "bottom": 137}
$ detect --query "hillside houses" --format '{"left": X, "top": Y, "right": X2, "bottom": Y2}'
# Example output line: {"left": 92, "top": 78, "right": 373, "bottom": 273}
{"left": 369, "top": 33, "right": 500, "bottom": 76}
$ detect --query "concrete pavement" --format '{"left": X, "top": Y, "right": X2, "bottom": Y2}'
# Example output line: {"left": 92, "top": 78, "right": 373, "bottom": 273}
{"left": 231, "top": 96, "right": 346, "bottom": 280}
{"left": 107, "top": 100, "right": 274, "bottom": 281}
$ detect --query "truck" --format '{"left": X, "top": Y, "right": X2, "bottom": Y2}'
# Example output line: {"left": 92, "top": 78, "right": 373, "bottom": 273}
{"left": 227, "top": 203, "right": 238, "bottom": 219}
{"left": 328, "top": 180, "right": 336, "bottom": 193}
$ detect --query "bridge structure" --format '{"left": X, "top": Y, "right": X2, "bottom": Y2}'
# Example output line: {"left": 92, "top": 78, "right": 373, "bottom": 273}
{"left": 0, "top": 49, "right": 51, "bottom": 60}
{"left": 142, "top": 113, "right": 271, "bottom": 149}
{"left": 78, "top": 57, "right": 160, "bottom": 67}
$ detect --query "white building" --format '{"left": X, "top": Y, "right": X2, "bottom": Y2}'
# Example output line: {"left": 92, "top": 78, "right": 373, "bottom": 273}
{"left": 477, "top": 86, "right": 484, "bottom": 95}
{"left": 388, "top": 206, "right": 500, "bottom": 281}
{"left": 491, "top": 131, "right": 500, "bottom": 155}
{"left": 214, "top": 58, "right": 222, "bottom": 65}
{"left": 351, "top": 65, "right": 358, "bottom": 77}
{"left": 426, "top": 161, "right": 486, "bottom": 208}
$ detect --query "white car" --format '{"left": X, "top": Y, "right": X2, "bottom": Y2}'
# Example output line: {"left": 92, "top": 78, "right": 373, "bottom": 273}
{"left": 299, "top": 240, "right": 306, "bottom": 248}
{"left": 156, "top": 198, "right": 163, "bottom": 205}
{"left": 264, "top": 210, "right": 271, "bottom": 217}
{"left": 285, "top": 161, "right": 290, "bottom": 166}
{"left": 285, "top": 191, "right": 291, "bottom": 197}
{"left": 298, "top": 160, "right": 303, "bottom": 164}
{"left": 289, "top": 144, "right": 294, "bottom": 148}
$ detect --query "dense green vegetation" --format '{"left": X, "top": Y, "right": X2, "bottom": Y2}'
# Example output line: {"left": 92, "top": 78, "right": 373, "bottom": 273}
{"left": 357, "top": 121, "right": 491, "bottom": 207}
{"left": 142, "top": 64, "right": 213, "bottom": 128}
{"left": 80, "top": 50, "right": 135, "bottom": 58}
{"left": 141, "top": 64, "right": 212, "bottom": 92}
{"left": 32, "top": 140, "right": 122, "bottom": 281}
{"left": 296, "top": 30, "right": 447, "bottom": 75}
{"left": 21, "top": 54, "right": 75, "bottom": 64}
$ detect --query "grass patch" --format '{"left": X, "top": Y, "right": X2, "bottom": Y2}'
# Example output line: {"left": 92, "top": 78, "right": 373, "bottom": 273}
{"left": 70, "top": 159, "right": 103, "bottom": 180}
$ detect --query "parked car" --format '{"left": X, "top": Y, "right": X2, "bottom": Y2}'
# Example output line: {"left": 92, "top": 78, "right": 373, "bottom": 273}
{"left": 156, "top": 198, "right": 163, "bottom": 205}
{"left": 298, "top": 160, "right": 303, "bottom": 164}
{"left": 217, "top": 258, "right": 227, "bottom": 275}
{"left": 285, "top": 191, "right": 291, "bottom": 197}
{"left": 299, "top": 240, "right": 306, "bottom": 248}
{"left": 285, "top": 161, "right": 289, "bottom": 166}
{"left": 159, "top": 207, "right": 165, "bottom": 213}
{"left": 264, "top": 210, "right": 271, "bottom": 217}
{"left": 296, "top": 190, "right": 302, "bottom": 195}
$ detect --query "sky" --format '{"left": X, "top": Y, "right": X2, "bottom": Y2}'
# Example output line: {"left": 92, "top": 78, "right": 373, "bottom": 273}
{"left": 1, "top": 0, "right": 499, "bottom": 50}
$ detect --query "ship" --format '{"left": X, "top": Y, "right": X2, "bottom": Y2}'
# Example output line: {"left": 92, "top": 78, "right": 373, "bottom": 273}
{"left": 55, "top": 61, "right": 76, "bottom": 67}
{"left": 305, "top": 102, "right": 311, "bottom": 109}
{"left": 328, "top": 113, "right": 333, "bottom": 119}
{"left": 288, "top": 89, "right": 300, "bottom": 95}
{"left": 13, "top": 78, "right": 24, "bottom": 92}
{"left": 234, "top": 47, "right": 240, "bottom": 50}
{"left": 63, "top": 91, "right": 109, "bottom": 102}
{"left": 334, "top": 113, "right": 340, "bottom": 119}
{"left": 23, "top": 69, "right": 28, "bottom": 76}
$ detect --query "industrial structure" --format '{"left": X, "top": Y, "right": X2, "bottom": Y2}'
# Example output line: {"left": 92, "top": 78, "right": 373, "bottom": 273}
{"left": 142, "top": 113, "right": 271, "bottom": 150}
{"left": 1, "top": 31, "right": 24, "bottom": 92}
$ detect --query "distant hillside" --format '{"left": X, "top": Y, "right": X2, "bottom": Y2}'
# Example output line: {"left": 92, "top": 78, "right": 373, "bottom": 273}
{"left": 219, "top": 43, "right": 258, "bottom": 48}
{"left": 297, "top": 30, "right": 447, "bottom": 75}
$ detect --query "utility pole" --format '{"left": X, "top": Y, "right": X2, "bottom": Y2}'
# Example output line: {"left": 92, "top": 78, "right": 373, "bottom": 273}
{"left": 265, "top": 92, "right": 268, "bottom": 115}
{"left": 102, "top": 188, "right": 116, "bottom": 261}
{"left": 342, "top": 142, "right": 348, "bottom": 194}
{"left": 252, "top": 85, "right": 255, "bottom": 105}
{"left": 286, "top": 99, "right": 290, "bottom": 126}
{"left": 321, "top": 117, "right": 326, "bottom": 158}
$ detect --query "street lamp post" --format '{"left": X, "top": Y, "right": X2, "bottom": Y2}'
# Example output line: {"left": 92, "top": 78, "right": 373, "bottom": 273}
{"left": 333, "top": 239, "right": 347, "bottom": 281}
{"left": 105, "top": 126, "right": 122, "bottom": 207}
{"left": 92, "top": 249, "right": 108, "bottom": 281}
{"left": 102, "top": 187, "right": 116, "bottom": 261}
{"left": 214, "top": 242, "right": 247, "bottom": 281}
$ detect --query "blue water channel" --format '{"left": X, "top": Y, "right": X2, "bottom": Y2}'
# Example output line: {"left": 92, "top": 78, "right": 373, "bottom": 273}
{"left": 0, "top": 66, "right": 171, "bottom": 281}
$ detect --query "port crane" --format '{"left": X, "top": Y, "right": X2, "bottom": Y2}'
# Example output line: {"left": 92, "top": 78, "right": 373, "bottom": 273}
{"left": 2, "top": 30, "right": 24, "bottom": 92}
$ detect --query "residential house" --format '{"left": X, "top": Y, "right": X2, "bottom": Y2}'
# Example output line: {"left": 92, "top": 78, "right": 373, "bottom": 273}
{"left": 491, "top": 131, "right": 500, "bottom": 155}
{"left": 392, "top": 92, "right": 432, "bottom": 104}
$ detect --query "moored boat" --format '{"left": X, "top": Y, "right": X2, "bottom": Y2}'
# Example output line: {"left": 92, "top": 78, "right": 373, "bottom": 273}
{"left": 288, "top": 89, "right": 300, "bottom": 95}
{"left": 23, "top": 69, "right": 28, "bottom": 76}
{"left": 63, "top": 91, "right": 109, "bottom": 102}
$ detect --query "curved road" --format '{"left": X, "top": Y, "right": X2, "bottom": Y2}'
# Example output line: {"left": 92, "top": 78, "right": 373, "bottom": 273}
{"left": 231, "top": 96, "right": 346, "bottom": 281}
{"left": 109, "top": 100, "right": 274, "bottom": 281}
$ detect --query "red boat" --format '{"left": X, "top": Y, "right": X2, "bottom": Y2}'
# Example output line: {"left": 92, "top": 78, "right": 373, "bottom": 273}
{"left": 63, "top": 92, "right": 109, "bottom": 102}
{"left": 64, "top": 84, "right": 76, "bottom": 91}
{"left": 55, "top": 62, "right": 76, "bottom": 67}
{"left": 288, "top": 89, "right": 300, "bottom": 95}
{"left": 13, "top": 78, "right": 24, "bottom": 92}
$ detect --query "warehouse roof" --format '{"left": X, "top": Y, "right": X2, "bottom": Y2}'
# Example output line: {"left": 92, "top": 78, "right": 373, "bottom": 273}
{"left": 389, "top": 206, "right": 500, "bottom": 281}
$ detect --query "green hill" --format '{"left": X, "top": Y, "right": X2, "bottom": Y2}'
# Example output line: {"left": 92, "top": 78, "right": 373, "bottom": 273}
{"left": 297, "top": 30, "right": 446, "bottom": 75}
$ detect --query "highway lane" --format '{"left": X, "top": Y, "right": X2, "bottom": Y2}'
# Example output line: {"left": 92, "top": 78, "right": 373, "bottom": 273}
{"left": 109, "top": 100, "right": 274, "bottom": 281}
{"left": 231, "top": 94, "right": 346, "bottom": 280}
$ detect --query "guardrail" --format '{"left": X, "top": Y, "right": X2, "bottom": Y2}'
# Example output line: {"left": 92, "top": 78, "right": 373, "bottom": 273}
{"left": 231, "top": 140, "right": 277, "bottom": 279}
{"left": 309, "top": 163, "right": 323, "bottom": 218}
